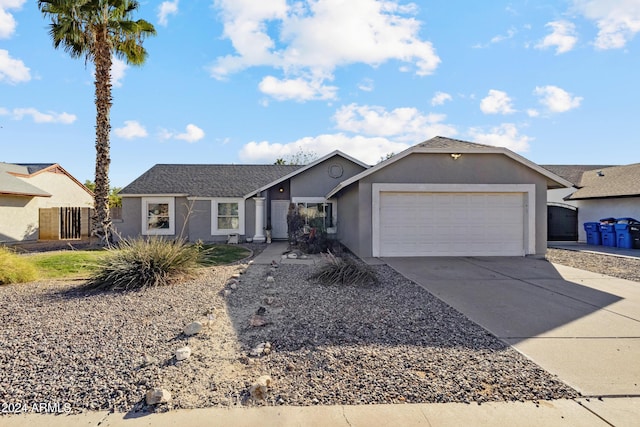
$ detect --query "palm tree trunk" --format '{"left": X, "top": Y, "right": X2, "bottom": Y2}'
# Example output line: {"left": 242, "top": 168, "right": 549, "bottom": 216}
{"left": 92, "top": 27, "right": 113, "bottom": 245}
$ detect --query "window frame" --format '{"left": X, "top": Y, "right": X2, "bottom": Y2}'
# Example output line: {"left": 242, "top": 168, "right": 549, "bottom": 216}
{"left": 211, "top": 198, "right": 245, "bottom": 235}
{"left": 291, "top": 197, "right": 337, "bottom": 233}
{"left": 141, "top": 197, "right": 175, "bottom": 235}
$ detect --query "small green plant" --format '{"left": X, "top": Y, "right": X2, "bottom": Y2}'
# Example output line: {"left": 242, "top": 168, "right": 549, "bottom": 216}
{"left": 0, "top": 247, "right": 38, "bottom": 285}
{"left": 311, "top": 251, "right": 379, "bottom": 286}
{"left": 84, "top": 237, "right": 203, "bottom": 291}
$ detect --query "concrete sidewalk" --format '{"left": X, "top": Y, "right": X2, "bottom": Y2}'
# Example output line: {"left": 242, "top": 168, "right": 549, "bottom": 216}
{"left": 3, "top": 398, "right": 637, "bottom": 426}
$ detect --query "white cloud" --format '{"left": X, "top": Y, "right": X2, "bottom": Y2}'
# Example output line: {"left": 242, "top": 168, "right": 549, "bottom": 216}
{"left": 490, "top": 28, "right": 517, "bottom": 44}
{"left": 333, "top": 103, "right": 457, "bottom": 142}
{"left": 431, "top": 91, "right": 452, "bottom": 106}
{"left": 111, "top": 57, "right": 128, "bottom": 87}
{"left": 238, "top": 134, "right": 410, "bottom": 165}
{"left": 480, "top": 89, "right": 515, "bottom": 114}
{"left": 176, "top": 124, "right": 205, "bottom": 143}
{"left": 211, "top": 0, "right": 440, "bottom": 100}
{"left": 536, "top": 20, "right": 578, "bottom": 54}
{"left": 534, "top": 85, "right": 583, "bottom": 112}
{"left": 527, "top": 109, "right": 540, "bottom": 117}
{"left": 9, "top": 107, "right": 76, "bottom": 124}
{"left": 258, "top": 75, "right": 338, "bottom": 101}
{"left": 0, "top": 49, "right": 30, "bottom": 84}
{"left": 158, "top": 0, "right": 179, "bottom": 26}
{"left": 473, "top": 28, "right": 517, "bottom": 48}
{"left": 468, "top": 123, "right": 532, "bottom": 152}
{"left": 0, "top": 0, "right": 25, "bottom": 39}
{"left": 358, "top": 78, "right": 374, "bottom": 92}
{"left": 114, "top": 120, "right": 148, "bottom": 139}
{"left": 572, "top": 0, "right": 640, "bottom": 49}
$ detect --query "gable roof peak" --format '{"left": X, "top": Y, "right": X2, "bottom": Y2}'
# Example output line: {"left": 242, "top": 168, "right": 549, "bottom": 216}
{"left": 417, "top": 136, "right": 496, "bottom": 151}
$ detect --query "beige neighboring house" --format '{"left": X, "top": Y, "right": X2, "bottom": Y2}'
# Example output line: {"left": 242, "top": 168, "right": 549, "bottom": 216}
{"left": 0, "top": 163, "right": 94, "bottom": 243}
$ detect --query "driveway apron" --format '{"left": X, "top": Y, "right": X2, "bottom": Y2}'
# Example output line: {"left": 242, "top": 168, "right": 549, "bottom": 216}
{"left": 383, "top": 256, "right": 640, "bottom": 397}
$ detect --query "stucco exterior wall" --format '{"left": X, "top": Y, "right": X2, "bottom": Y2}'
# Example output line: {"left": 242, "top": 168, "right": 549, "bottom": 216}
{"left": 186, "top": 200, "right": 213, "bottom": 242}
{"left": 0, "top": 171, "right": 93, "bottom": 243}
{"left": 0, "top": 195, "right": 39, "bottom": 242}
{"left": 338, "top": 153, "right": 550, "bottom": 258}
{"left": 576, "top": 198, "right": 640, "bottom": 242}
{"left": 548, "top": 187, "right": 578, "bottom": 206}
{"left": 290, "top": 156, "right": 366, "bottom": 198}
{"left": 22, "top": 173, "right": 93, "bottom": 208}
{"left": 335, "top": 184, "right": 360, "bottom": 254}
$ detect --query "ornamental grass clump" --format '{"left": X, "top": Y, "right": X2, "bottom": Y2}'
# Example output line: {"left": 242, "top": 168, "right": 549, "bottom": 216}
{"left": 84, "top": 237, "right": 203, "bottom": 291}
{"left": 0, "top": 246, "right": 38, "bottom": 285}
{"left": 311, "top": 251, "right": 379, "bottom": 286}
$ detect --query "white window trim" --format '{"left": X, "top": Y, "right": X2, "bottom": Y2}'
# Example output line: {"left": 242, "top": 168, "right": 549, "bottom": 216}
{"left": 211, "top": 198, "right": 245, "bottom": 236}
{"left": 141, "top": 197, "right": 175, "bottom": 236}
{"left": 291, "top": 197, "right": 338, "bottom": 233}
{"left": 371, "top": 183, "right": 535, "bottom": 257}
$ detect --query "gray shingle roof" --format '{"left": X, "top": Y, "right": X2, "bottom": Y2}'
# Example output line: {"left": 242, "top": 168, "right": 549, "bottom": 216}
{"left": 16, "top": 163, "right": 56, "bottom": 174}
{"left": 0, "top": 162, "right": 51, "bottom": 197}
{"left": 540, "top": 165, "right": 616, "bottom": 186}
{"left": 566, "top": 163, "right": 640, "bottom": 200}
{"left": 120, "top": 164, "right": 302, "bottom": 197}
{"left": 416, "top": 136, "right": 497, "bottom": 151}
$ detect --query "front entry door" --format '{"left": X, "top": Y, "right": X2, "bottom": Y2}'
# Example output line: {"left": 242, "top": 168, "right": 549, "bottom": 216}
{"left": 271, "top": 200, "right": 290, "bottom": 240}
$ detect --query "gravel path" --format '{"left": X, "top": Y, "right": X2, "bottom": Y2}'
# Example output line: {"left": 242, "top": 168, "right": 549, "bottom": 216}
{"left": 0, "top": 250, "right": 592, "bottom": 415}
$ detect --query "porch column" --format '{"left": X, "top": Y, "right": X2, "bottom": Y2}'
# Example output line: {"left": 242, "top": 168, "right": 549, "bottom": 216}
{"left": 253, "top": 197, "right": 266, "bottom": 243}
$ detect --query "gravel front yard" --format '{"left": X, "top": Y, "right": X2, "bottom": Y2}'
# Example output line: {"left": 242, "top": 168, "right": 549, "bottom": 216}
{"left": 4, "top": 247, "right": 630, "bottom": 414}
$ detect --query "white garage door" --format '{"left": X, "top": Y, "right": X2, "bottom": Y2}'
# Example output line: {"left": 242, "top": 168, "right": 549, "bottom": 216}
{"left": 378, "top": 192, "right": 525, "bottom": 256}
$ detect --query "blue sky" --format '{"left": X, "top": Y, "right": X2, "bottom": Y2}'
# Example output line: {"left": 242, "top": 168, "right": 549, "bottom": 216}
{"left": 1, "top": 0, "right": 639, "bottom": 188}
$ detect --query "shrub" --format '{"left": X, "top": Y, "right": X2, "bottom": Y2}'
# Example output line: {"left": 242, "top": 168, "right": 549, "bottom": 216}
{"left": 84, "top": 237, "right": 203, "bottom": 291}
{"left": 0, "top": 247, "right": 38, "bottom": 285}
{"left": 311, "top": 251, "right": 379, "bottom": 286}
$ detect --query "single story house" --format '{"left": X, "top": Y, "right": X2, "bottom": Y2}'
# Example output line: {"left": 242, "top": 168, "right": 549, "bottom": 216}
{"left": 117, "top": 136, "right": 572, "bottom": 258}
{"left": 0, "top": 163, "right": 94, "bottom": 243}
{"left": 564, "top": 164, "right": 640, "bottom": 243}
{"left": 541, "top": 165, "right": 614, "bottom": 241}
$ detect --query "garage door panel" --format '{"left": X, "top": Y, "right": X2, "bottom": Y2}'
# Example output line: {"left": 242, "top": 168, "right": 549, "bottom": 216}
{"left": 379, "top": 192, "right": 525, "bottom": 257}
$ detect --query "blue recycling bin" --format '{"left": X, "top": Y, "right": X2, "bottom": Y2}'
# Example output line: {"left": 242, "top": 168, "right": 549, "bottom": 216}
{"left": 615, "top": 218, "right": 640, "bottom": 249}
{"left": 599, "top": 223, "right": 617, "bottom": 247}
{"left": 583, "top": 222, "right": 601, "bottom": 245}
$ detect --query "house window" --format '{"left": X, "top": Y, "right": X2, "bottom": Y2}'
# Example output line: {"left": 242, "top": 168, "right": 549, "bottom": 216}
{"left": 217, "top": 202, "right": 239, "bottom": 230}
{"left": 142, "top": 197, "right": 175, "bottom": 235}
{"left": 293, "top": 198, "right": 337, "bottom": 232}
{"left": 211, "top": 199, "right": 245, "bottom": 235}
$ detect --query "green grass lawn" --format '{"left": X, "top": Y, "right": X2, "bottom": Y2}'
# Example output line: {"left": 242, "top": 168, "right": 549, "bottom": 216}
{"left": 199, "top": 244, "right": 251, "bottom": 266}
{"left": 25, "top": 244, "right": 250, "bottom": 280}
{"left": 28, "top": 250, "right": 108, "bottom": 279}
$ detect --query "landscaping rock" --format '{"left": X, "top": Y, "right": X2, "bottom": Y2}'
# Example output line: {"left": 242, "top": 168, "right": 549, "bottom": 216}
{"left": 249, "top": 375, "right": 272, "bottom": 400}
{"left": 249, "top": 342, "right": 272, "bottom": 357}
{"left": 145, "top": 388, "right": 171, "bottom": 405}
{"left": 183, "top": 321, "right": 203, "bottom": 336}
{"left": 266, "top": 276, "right": 275, "bottom": 283}
{"left": 175, "top": 346, "right": 191, "bottom": 361}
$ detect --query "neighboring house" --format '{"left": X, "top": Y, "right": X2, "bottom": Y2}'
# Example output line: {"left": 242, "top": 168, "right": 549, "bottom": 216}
{"left": 0, "top": 163, "right": 94, "bottom": 243}
{"left": 541, "top": 165, "right": 614, "bottom": 241}
{"left": 564, "top": 164, "right": 640, "bottom": 243}
{"left": 117, "top": 137, "right": 572, "bottom": 258}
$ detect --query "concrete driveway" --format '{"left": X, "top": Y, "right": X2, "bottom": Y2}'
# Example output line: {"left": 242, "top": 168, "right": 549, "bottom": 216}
{"left": 383, "top": 256, "right": 640, "bottom": 397}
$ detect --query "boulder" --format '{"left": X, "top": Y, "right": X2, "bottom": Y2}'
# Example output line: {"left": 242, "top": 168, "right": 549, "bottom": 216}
{"left": 183, "top": 321, "right": 203, "bottom": 336}
{"left": 145, "top": 388, "right": 171, "bottom": 405}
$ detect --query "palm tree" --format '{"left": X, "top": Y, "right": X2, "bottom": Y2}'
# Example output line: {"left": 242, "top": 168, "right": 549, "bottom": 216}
{"left": 38, "top": 0, "right": 156, "bottom": 244}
